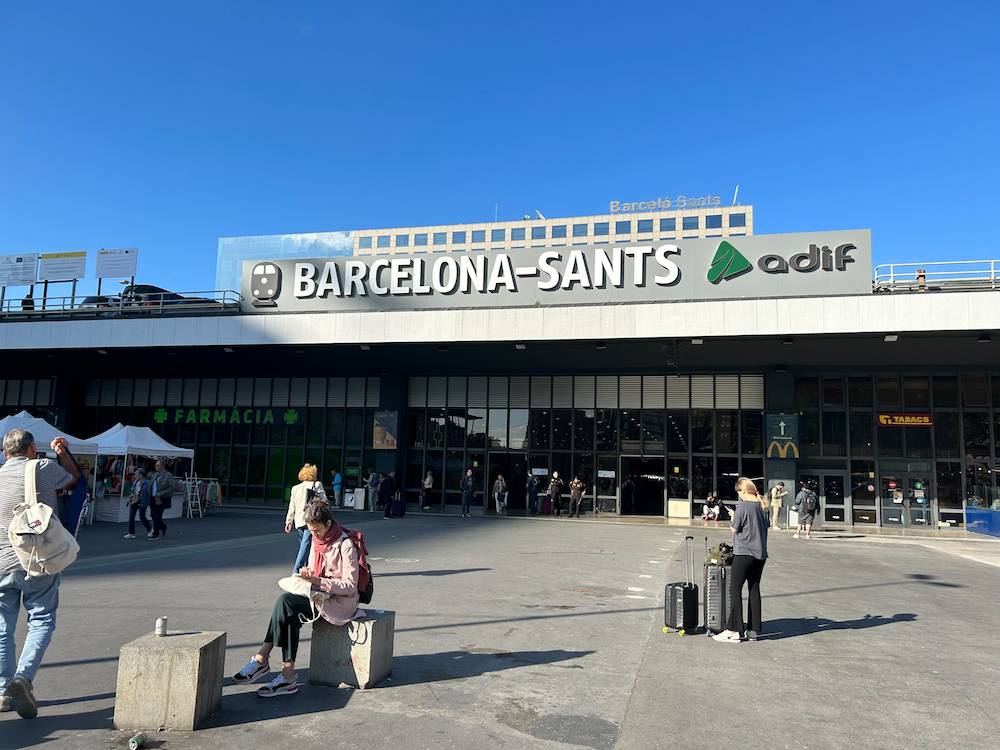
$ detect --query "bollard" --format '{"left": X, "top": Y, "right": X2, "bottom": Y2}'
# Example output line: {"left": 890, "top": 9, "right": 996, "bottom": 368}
{"left": 155, "top": 617, "right": 167, "bottom": 637}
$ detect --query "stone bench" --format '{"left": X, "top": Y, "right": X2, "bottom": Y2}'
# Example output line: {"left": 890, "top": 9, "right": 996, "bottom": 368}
{"left": 310, "top": 609, "right": 395, "bottom": 689}
{"left": 114, "top": 630, "right": 226, "bottom": 731}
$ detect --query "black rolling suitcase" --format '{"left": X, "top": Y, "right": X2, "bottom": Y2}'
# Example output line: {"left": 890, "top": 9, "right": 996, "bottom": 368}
{"left": 663, "top": 535, "right": 699, "bottom": 634}
{"left": 703, "top": 538, "right": 731, "bottom": 635}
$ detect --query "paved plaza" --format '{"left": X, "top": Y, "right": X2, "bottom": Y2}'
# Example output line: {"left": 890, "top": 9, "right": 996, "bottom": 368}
{"left": 1, "top": 511, "right": 997, "bottom": 750}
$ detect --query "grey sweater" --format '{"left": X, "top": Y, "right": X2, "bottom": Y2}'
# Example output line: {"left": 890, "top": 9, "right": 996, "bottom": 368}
{"left": 731, "top": 500, "right": 769, "bottom": 560}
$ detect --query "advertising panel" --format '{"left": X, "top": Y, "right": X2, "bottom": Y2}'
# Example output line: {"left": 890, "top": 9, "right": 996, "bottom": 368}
{"left": 96, "top": 248, "right": 139, "bottom": 279}
{"left": 0, "top": 253, "right": 38, "bottom": 287}
{"left": 372, "top": 410, "right": 399, "bottom": 449}
{"left": 37, "top": 251, "right": 87, "bottom": 281}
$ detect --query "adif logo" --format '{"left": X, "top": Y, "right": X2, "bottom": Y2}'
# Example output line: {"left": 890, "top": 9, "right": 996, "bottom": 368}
{"left": 707, "top": 241, "right": 752, "bottom": 284}
{"left": 250, "top": 263, "right": 281, "bottom": 307}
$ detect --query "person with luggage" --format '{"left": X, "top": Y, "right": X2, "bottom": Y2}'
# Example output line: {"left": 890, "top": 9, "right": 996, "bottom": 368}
{"left": 702, "top": 494, "right": 722, "bottom": 524}
{"left": 768, "top": 482, "right": 787, "bottom": 530}
{"left": 285, "top": 464, "right": 328, "bottom": 574}
{"left": 460, "top": 468, "right": 475, "bottom": 517}
{"left": 124, "top": 467, "right": 152, "bottom": 539}
{"left": 380, "top": 470, "right": 397, "bottom": 518}
{"left": 149, "top": 460, "right": 176, "bottom": 540}
{"left": 526, "top": 474, "right": 539, "bottom": 515}
{"left": 568, "top": 475, "right": 586, "bottom": 518}
{"left": 233, "top": 501, "right": 360, "bottom": 698}
{"left": 547, "top": 471, "right": 565, "bottom": 517}
{"left": 713, "top": 477, "right": 769, "bottom": 644}
{"left": 492, "top": 473, "right": 508, "bottom": 516}
{"left": 793, "top": 481, "right": 818, "bottom": 539}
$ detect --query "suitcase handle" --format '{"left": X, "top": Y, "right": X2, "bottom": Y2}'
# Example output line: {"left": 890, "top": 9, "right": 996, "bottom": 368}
{"left": 685, "top": 535, "right": 694, "bottom": 586}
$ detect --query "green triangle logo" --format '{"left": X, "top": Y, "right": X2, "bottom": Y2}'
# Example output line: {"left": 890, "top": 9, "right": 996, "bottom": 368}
{"left": 707, "top": 240, "right": 753, "bottom": 284}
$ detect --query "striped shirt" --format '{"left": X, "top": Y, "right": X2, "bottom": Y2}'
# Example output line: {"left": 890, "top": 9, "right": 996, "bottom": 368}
{"left": 0, "top": 457, "right": 73, "bottom": 572}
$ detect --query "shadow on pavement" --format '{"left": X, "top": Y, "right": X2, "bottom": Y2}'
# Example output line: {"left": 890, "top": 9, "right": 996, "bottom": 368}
{"left": 377, "top": 567, "right": 491, "bottom": 578}
{"left": 385, "top": 648, "right": 594, "bottom": 686}
{"left": 0, "top": 704, "right": 113, "bottom": 748}
{"left": 766, "top": 573, "right": 962, "bottom": 599}
{"left": 762, "top": 613, "right": 918, "bottom": 640}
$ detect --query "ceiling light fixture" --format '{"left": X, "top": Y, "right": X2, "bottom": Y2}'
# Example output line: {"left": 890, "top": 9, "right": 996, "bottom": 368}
{"left": 223, "top": 347, "right": 234, "bottom": 353}
{"left": 360, "top": 344, "right": 371, "bottom": 351}
{"left": 96, "top": 349, "right": 107, "bottom": 355}
{"left": 977, "top": 333, "right": 991, "bottom": 344}
{"left": 437, "top": 345, "right": 449, "bottom": 352}
{"left": 884, "top": 334, "right": 899, "bottom": 343}
{"left": 691, "top": 338, "right": 703, "bottom": 345}
{"left": 780, "top": 337, "right": 793, "bottom": 345}
{"left": 515, "top": 343, "right": 526, "bottom": 350}
{"left": 595, "top": 342, "right": 608, "bottom": 350}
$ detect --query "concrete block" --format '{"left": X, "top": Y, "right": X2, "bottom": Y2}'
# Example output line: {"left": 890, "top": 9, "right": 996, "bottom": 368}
{"left": 113, "top": 630, "right": 226, "bottom": 731}
{"left": 310, "top": 609, "right": 395, "bottom": 689}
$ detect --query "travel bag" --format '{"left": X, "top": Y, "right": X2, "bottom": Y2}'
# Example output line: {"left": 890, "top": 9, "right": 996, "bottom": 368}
{"left": 390, "top": 493, "right": 406, "bottom": 518}
{"left": 703, "top": 537, "right": 730, "bottom": 635}
{"left": 663, "top": 535, "right": 699, "bottom": 634}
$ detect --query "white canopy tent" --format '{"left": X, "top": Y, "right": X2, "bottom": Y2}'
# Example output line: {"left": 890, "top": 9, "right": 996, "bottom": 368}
{"left": 87, "top": 423, "right": 194, "bottom": 523}
{"left": 0, "top": 410, "right": 99, "bottom": 457}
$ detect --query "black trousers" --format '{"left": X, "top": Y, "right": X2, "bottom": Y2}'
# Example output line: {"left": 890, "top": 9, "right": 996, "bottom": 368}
{"left": 128, "top": 503, "right": 151, "bottom": 535}
{"left": 150, "top": 502, "right": 168, "bottom": 536}
{"left": 551, "top": 495, "right": 562, "bottom": 515}
{"left": 727, "top": 555, "right": 766, "bottom": 634}
{"left": 570, "top": 495, "right": 583, "bottom": 517}
{"left": 265, "top": 592, "right": 314, "bottom": 662}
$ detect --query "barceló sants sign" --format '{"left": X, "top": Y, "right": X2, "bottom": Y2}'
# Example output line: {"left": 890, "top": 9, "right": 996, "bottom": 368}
{"left": 241, "top": 230, "right": 871, "bottom": 314}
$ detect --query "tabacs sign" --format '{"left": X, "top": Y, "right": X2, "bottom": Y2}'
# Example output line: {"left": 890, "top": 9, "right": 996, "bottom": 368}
{"left": 241, "top": 230, "right": 872, "bottom": 314}
{"left": 877, "top": 413, "right": 933, "bottom": 427}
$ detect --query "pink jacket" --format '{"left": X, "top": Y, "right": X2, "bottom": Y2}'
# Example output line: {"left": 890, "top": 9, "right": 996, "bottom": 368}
{"left": 312, "top": 534, "right": 361, "bottom": 626}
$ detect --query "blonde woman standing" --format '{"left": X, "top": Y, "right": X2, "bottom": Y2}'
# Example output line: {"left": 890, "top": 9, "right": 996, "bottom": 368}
{"left": 285, "top": 464, "right": 328, "bottom": 574}
{"left": 713, "top": 477, "right": 769, "bottom": 643}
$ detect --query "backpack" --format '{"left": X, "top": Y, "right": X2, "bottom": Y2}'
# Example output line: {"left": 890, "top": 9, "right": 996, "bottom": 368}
{"left": 7, "top": 459, "right": 80, "bottom": 577}
{"left": 707, "top": 541, "right": 734, "bottom": 566}
{"left": 342, "top": 528, "right": 374, "bottom": 604}
{"left": 804, "top": 491, "right": 818, "bottom": 512}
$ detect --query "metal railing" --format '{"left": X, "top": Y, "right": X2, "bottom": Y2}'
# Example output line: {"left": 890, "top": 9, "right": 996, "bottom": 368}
{"left": 0, "top": 290, "right": 244, "bottom": 321}
{"left": 874, "top": 260, "right": 1000, "bottom": 293}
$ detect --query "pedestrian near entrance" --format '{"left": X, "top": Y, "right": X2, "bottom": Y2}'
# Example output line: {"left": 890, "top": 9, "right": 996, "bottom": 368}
{"left": 124, "top": 467, "right": 152, "bottom": 539}
{"left": 794, "top": 482, "right": 818, "bottom": 539}
{"left": 526, "top": 474, "right": 539, "bottom": 515}
{"left": 768, "top": 482, "right": 787, "bottom": 530}
{"left": 380, "top": 470, "right": 396, "bottom": 518}
{"left": 460, "top": 468, "right": 475, "bottom": 517}
{"left": 702, "top": 494, "right": 722, "bottom": 524}
{"left": 421, "top": 471, "right": 434, "bottom": 508}
{"left": 0, "top": 429, "right": 79, "bottom": 719}
{"left": 149, "top": 460, "right": 176, "bottom": 540}
{"left": 569, "top": 476, "right": 586, "bottom": 518}
{"left": 233, "top": 501, "right": 360, "bottom": 698}
{"left": 548, "top": 471, "right": 565, "bottom": 516}
{"left": 367, "top": 470, "right": 381, "bottom": 510}
{"left": 492, "top": 473, "right": 508, "bottom": 516}
{"left": 285, "top": 464, "right": 328, "bottom": 574}
{"left": 713, "top": 477, "right": 769, "bottom": 644}
{"left": 330, "top": 468, "right": 343, "bottom": 508}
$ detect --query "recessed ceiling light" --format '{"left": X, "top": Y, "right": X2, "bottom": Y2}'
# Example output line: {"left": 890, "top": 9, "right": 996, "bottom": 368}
{"left": 294, "top": 349, "right": 305, "bottom": 355}
{"left": 360, "top": 344, "right": 371, "bottom": 351}
{"left": 223, "top": 347, "right": 234, "bottom": 353}
{"left": 96, "top": 349, "right": 107, "bottom": 355}
{"left": 437, "top": 345, "right": 449, "bottom": 352}
{"left": 515, "top": 343, "right": 526, "bottom": 350}
{"left": 595, "top": 342, "right": 608, "bottom": 350}
{"left": 691, "top": 338, "right": 703, "bottom": 345}
{"left": 977, "top": 333, "right": 991, "bottom": 344}
{"left": 780, "top": 337, "right": 793, "bottom": 345}
{"left": 884, "top": 334, "right": 899, "bottom": 343}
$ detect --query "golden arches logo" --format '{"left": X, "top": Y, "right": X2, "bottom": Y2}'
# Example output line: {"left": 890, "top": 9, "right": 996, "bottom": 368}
{"left": 767, "top": 441, "right": 800, "bottom": 459}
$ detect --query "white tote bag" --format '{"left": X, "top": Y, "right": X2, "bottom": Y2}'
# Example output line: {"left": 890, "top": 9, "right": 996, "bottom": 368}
{"left": 7, "top": 459, "right": 80, "bottom": 577}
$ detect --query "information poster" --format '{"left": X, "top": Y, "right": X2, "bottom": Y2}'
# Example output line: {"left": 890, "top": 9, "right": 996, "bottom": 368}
{"left": 37, "top": 251, "right": 86, "bottom": 281}
{"left": 0, "top": 253, "right": 38, "bottom": 286}
{"left": 372, "top": 410, "right": 399, "bottom": 449}
{"left": 96, "top": 248, "right": 139, "bottom": 279}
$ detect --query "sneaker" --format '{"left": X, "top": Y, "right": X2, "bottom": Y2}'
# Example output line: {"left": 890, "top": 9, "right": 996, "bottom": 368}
{"left": 5, "top": 675, "right": 38, "bottom": 719}
{"left": 123, "top": 533, "right": 136, "bottom": 539}
{"left": 0, "top": 694, "right": 11, "bottom": 712}
{"left": 746, "top": 630, "right": 759, "bottom": 641}
{"left": 805, "top": 534, "right": 812, "bottom": 540}
{"left": 793, "top": 533, "right": 800, "bottom": 539}
{"left": 711, "top": 630, "right": 743, "bottom": 644}
{"left": 256, "top": 674, "right": 299, "bottom": 698}
{"left": 233, "top": 657, "right": 269, "bottom": 685}
{"left": 146, "top": 532, "right": 156, "bottom": 539}
{"left": 147, "top": 534, "right": 160, "bottom": 541}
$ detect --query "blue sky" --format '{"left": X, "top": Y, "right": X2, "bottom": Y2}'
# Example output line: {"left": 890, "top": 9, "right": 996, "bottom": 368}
{"left": 1, "top": 1, "right": 997, "bottom": 295}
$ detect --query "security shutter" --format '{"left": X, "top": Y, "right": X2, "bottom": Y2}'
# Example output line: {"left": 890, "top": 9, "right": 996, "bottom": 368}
{"left": 218, "top": 378, "right": 236, "bottom": 407}
{"left": 488, "top": 376, "right": 508, "bottom": 407}
{"left": 596, "top": 376, "right": 618, "bottom": 408}
{"left": 553, "top": 376, "right": 573, "bottom": 407}
{"left": 150, "top": 379, "right": 167, "bottom": 406}
{"left": 347, "top": 377, "right": 365, "bottom": 407}
{"left": 116, "top": 379, "right": 133, "bottom": 406}
{"left": 35, "top": 378, "right": 52, "bottom": 407}
{"left": 0, "top": 382, "right": 5, "bottom": 406}
{"left": 308, "top": 378, "right": 327, "bottom": 407}
{"left": 5, "top": 381, "right": 20, "bottom": 406}
{"left": 328, "top": 377, "right": 346, "bottom": 407}
{"left": 166, "top": 379, "right": 183, "bottom": 406}
{"left": 271, "top": 378, "right": 290, "bottom": 407}
{"left": 198, "top": 379, "right": 216, "bottom": 407}
{"left": 366, "top": 377, "right": 380, "bottom": 407}
{"left": 290, "top": 378, "right": 308, "bottom": 407}
{"left": 20, "top": 380, "right": 36, "bottom": 408}
{"left": 448, "top": 377, "right": 467, "bottom": 407}
{"left": 235, "top": 378, "right": 253, "bottom": 406}
{"left": 253, "top": 378, "right": 271, "bottom": 407}
{"left": 85, "top": 380, "right": 99, "bottom": 407}
{"left": 408, "top": 377, "right": 427, "bottom": 407}
{"left": 468, "top": 377, "right": 488, "bottom": 407}
{"left": 427, "top": 377, "right": 447, "bottom": 407}
{"left": 620, "top": 376, "right": 641, "bottom": 408}
{"left": 530, "top": 376, "right": 551, "bottom": 408}
{"left": 666, "top": 376, "right": 689, "bottom": 409}
{"left": 642, "top": 376, "right": 665, "bottom": 409}
{"left": 509, "top": 376, "right": 530, "bottom": 408}
{"left": 691, "top": 376, "right": 714, "bottom": 408}
{"left": 715, "top": 376, "right": 739, "bottom": 408}
{"left": 740, "top": 375, "right": 765, "bottom": 409}
{"left": 133, "top": 379, "right": 150, "bottom": 407}
{"left": 100, "top": 379, "right": 116, "bottom": 406}
{"left": 574, "top": 376, "right": 595, "bottom": 408}
{"left": 183, "top": 378, "right": 200, "bottom": 406}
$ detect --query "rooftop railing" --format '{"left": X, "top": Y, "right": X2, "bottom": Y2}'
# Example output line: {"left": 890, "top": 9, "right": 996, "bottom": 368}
{"left": 0, "top": 290, "right": 243, "bottom": 321}
{"left": 874, "top": 260, "right": 1000, "bottom": 293}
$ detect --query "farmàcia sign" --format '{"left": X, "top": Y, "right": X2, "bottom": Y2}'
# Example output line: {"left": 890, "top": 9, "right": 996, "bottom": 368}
{"left": 240, "top": 230, "right": 872, "bottom": 314}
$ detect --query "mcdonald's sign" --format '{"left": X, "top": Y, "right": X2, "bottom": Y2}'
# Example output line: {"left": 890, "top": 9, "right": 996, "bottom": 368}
{"left": 765, "top": 413, "right": 799, "bottom": 460}
{"left": 767, "top": 440, "right": 800, "bottom": 459}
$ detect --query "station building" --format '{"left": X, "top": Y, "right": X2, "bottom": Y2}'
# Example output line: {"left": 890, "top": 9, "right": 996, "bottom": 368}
{"left": 4, "top": 209, "right": 1000, "bottom": 534}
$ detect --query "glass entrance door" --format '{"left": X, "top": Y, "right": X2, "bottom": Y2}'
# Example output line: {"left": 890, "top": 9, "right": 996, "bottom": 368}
{"left": 619, "top": 456, "right": 665, "bottom": 516}
{"left": 800, "top": 471, "right": 850, "bottom": 526}
{"left": 880, "top": 474, "right": 933, "bottom": 527}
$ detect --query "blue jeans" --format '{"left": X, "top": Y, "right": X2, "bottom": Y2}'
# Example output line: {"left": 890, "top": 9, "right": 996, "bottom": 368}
{"left": 293, "top": 528, "right": 312, "bottom": 574}
{"left": 0, "top": 570, "right": 60, "bottom": 690}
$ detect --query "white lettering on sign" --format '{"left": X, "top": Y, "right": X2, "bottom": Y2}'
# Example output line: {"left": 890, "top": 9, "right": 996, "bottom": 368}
{"left": 290, "top": 246, "right": 686, "bottom": 300}
{"left": 609, "top": 195, "right": 722, "bottom": 213}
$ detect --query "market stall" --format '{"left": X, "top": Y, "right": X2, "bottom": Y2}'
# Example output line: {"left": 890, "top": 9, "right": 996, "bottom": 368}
{"left": 87, "top": 423, "right": 194, "bottom": 523}
{"left": 0, "top": 410, "right": 99, "bottom": 459}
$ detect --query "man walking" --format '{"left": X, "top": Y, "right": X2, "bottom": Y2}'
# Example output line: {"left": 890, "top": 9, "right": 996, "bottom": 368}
{"left": 460, "top": 468, "right": 475, "bottom": 517}
{"left": 768, "top": 481, "right": 787, "bottom": 530}
{"left": 380, "top": 470, "right": 397, "bottom": 518}
{"left": 0, "top": 429, "right": 79, "bottom": 719}
{"left": 149, "top": 460, "right": 175, "bottom": 540}
{"left": 793, "top": 481, "right": 818, "bottom": 539}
